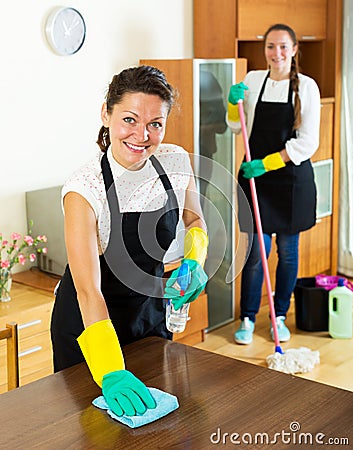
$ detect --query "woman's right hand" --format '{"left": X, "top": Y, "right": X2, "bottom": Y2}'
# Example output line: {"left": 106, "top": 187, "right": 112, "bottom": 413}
{"left": 164, "top": 258, "right": 208, "bottom": 309}
{"left": 228, "top": 82, "right": 249, "bottom": 105}
{"left": 102, "top": 370, "right": 156, "bottom": 417}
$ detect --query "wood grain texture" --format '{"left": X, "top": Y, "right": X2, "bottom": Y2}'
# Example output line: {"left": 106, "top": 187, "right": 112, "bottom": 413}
{"left": 0, "top": 337, "right": 352, "bottom": 449}
{"left": 237, "top": 0, "right": 327, "bottom": 40}
{"left": 194, "top": 0, "right": 236, "bottom": 58}
{"left": 0, "top": 323, "right": 19, "bottom": 390}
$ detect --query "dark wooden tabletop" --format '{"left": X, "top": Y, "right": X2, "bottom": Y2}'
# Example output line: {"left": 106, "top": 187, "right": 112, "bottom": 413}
{"left": 0, "top": 337, "right": 352, "bottom": 449}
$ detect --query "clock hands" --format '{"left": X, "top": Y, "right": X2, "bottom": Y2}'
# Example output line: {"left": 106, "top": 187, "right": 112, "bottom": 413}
{"left": 70, "top": 19, "right": 80, "bottom": 30}
{"left": 62, "top": 18, "right": 81, "bottom": 37}
{"left": 62, "top": 20, "right": 70, "bottom": 36}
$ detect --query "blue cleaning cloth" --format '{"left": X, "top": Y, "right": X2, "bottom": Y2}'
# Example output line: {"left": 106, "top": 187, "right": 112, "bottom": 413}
{"left": 92, "top": 387, "right": 179, "bottom": 428}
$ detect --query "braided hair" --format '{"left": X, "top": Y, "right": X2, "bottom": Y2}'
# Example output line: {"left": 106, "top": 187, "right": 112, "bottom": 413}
{"left": 264, "top": 24, "right": 302, "bottom": 130}
{"left": 97, "top": 65, "right": 176, "bottom": 152}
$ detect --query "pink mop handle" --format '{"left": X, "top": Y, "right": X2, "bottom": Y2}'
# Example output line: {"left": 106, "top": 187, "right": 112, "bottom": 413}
{"left": 237, "top": 100, "right": 281, "bottom": 350}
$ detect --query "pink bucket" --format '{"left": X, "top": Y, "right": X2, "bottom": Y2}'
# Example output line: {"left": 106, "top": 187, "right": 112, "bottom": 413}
{"left": 315, "top": 274, "right": 353, "bottom": 291}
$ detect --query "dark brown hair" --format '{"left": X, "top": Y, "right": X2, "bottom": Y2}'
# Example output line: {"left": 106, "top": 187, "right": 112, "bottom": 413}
{"left": 264, "top": 23, "right": 301, "bottom": 130}
{"left": 97, "top": 65, "right": 176, "bottom": 152}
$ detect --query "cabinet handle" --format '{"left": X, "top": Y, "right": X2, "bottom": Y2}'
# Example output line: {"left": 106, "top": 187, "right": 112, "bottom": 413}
{"left": 256, "top": 35, "right": 264, "bottom": 39}
{"left": 18, "top": 319, "right": 42, "bottom": 330}
{"left": 19, "top": 346, "right": 42, "bottom": 358}
{"left": 301, "top": 35, "right": 316, "bottom": 40}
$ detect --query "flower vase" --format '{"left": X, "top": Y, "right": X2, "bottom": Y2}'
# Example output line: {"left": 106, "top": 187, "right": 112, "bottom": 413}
{"left": 0, "top": 269, "right": 12, "bottom": 302}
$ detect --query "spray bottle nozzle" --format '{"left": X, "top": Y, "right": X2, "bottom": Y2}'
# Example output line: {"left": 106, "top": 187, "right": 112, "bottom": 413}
{"left": 177, "top": 262, "right": 191, "bottom": 295}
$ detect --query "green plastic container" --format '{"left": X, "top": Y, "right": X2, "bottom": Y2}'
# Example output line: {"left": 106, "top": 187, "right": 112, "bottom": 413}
{"left": 328, "top": 278, "right": 353, "bottom": 339}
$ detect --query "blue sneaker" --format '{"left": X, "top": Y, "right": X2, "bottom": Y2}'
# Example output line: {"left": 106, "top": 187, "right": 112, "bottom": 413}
{"left": 234, "top": 317, "right": 255, "bottom": 345}
{"left": 270, "top": 316, "right": 291, "bottom": 342}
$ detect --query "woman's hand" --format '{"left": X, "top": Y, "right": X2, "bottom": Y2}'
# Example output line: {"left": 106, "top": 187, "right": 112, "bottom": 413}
{"left": 240, "top": 152, "right": 286, "bottom": 178}
{"left": 102, "top": 370, "right": 156, "bottom": 417}
{"left": 164, "top": 258, "right": 208, "bottom": 309}
{"left": 228, "top": 82, "right": 249, "bottom": 105}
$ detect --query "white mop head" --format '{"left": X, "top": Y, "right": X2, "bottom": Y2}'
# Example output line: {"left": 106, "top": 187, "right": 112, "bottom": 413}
{"left": 266, "top": 347, "right": 320, "bottom": 374}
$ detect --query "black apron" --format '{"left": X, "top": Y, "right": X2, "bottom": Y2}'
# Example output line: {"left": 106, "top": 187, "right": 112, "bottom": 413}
{"left": 51, "top": 153, "right": 179, "bottom": 371}
{"left": 238, "top": 73, "right": 316, "bottom": 234}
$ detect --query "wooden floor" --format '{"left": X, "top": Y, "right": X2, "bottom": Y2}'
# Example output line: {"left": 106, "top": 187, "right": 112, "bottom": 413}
{"left": 194, "top": 299, "right": 353, "bottom": 392}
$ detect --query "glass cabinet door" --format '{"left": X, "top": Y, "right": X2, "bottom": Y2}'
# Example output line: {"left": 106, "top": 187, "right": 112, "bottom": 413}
{"left": 194, "top": 59, "right": 236, "bottom": 330}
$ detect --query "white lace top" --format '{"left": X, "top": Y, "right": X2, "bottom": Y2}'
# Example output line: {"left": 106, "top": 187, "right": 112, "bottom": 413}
{"left": 227, "top": 70, "right": 321, "bottom": 165}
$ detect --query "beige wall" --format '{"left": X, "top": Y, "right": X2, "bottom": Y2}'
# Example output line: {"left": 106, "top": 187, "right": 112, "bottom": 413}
{"left": 0, "top": 0, "right": 192, "bottom": 243}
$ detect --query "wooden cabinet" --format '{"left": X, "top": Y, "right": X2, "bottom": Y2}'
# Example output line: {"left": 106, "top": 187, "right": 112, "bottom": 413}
{"left": 194, "top": 0, "right": 327, "bottom": 59}
{"left": 194, "top": 0, "right": 237, "bottom": 59}
{"left": 314, "top": 98, "right": 334, "bottom": 162}
{"left": 194, "top": 0, "right": 340, "bottom": 98}
{"left": 298, "top": 216, "right": 332, "bottom": 276}
{"left": 0, "top": 282, "right": 54, "bottom": 393}
{"left": 237, "top": 0, "right": 327, "bottom": 41}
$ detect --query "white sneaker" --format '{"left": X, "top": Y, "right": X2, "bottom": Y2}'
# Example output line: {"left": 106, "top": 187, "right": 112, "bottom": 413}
{"left": 234, "top": 317, "right": 255, "bottom": 345}
{"left": 270, "top": 316, "right": 291, "bottom": 342}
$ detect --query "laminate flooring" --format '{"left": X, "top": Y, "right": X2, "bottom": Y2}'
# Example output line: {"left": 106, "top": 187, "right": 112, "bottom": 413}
{"left": 194, "top": 299, "right": 353, "bottom": 392}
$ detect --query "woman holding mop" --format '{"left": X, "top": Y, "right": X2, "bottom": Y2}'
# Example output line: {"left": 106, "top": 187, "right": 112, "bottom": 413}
{"left": 227, "top": 23, "right": 320, "bottom": 345}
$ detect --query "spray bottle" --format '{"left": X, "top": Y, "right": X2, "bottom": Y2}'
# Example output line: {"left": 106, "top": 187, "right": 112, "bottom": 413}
{"left": 166, "top": 262, "right": 191, "bottom": 333}
{"left": 329, "top": 278, "right": 353, "bottom": 339}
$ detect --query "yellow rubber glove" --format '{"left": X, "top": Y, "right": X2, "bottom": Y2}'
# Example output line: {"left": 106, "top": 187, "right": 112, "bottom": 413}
{"left": 77, "top": 319, "right": 125, "bottom": 387}
{"left": 184, "top": 227, "right": 208, "bottom": 267}
{"left": 165, "top": 227, "right": 209, "bottom": 308}
{"left": 240, "top": 152, "right": 286, "bottom": 179}
{"left": 227, "top": 82, "right": 249, "bottom": 123}
{"left": 228, "top": 102, "right": 240, "bottom": 122}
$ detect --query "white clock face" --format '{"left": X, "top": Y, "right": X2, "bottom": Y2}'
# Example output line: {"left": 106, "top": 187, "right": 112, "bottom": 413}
{"left": 46, "top": 7, "right": 86, "bottom": 56}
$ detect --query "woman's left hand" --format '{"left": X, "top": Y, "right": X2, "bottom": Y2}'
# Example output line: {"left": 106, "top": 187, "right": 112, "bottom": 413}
{"left": 241, "top": 152, "right": 286, "bottom": 178}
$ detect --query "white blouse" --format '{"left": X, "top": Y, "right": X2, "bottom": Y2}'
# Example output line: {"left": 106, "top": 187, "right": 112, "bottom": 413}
{"left": 62, "top": 144, "right": 193, "bottom": 253}
{"left": 227, "top": 70, "right": 321, "bottom": 165}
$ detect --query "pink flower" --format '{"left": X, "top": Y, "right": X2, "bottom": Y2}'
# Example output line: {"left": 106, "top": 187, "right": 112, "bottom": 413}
{"left": 24, "top": 235, "right": 34, "bottom": 246}
{"left": 11, "top": 232, "right": 21, "bottom": 241}
{"left": 42, "top": 247, "right": 48, "bottom": 254}
{"left": 1, "top": 226, "right": 48, "bottom": 272}
{"left": 18, "top": 254, "right": 26, "bottom": 265}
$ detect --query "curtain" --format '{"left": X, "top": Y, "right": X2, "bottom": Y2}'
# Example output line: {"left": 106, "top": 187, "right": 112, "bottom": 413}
{"left": 338, "top": 0, "right": 353, "bottom": 276}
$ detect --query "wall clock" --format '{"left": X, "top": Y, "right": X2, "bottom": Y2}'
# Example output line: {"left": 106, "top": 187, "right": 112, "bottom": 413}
{"left": 45, "top": 7, "right": 86, "bottom": 56}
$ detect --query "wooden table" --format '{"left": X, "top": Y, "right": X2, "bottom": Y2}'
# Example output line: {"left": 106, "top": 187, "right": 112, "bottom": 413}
{"left": 0, "top": 337, "right": 352, "bottom": 449}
